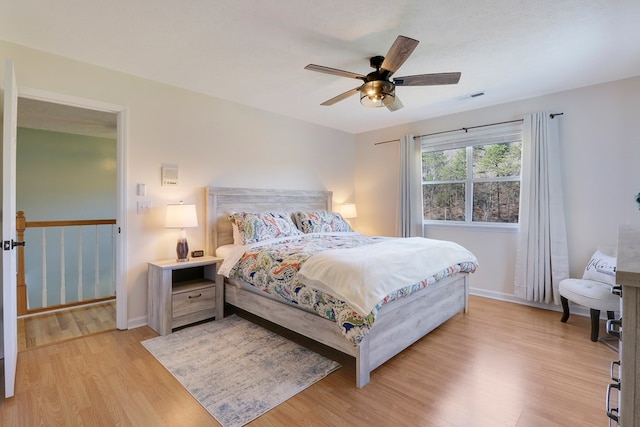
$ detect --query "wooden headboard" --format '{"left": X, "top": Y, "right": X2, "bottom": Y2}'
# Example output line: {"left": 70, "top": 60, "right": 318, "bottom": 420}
{"left": 204, "top": 187, "right": 332, "bottom": 255}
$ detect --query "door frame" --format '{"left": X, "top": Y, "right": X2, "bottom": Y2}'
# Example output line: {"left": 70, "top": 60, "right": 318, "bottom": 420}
{"left": 18, "top": 87, "right": 128, "bottom": 329}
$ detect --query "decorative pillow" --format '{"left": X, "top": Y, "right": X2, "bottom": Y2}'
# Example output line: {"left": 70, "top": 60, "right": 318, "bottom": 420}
{"left": 293, "top": 211, "right": 353, "bottom": 234}
{"left": 582, "top": 250, "right": 617, "bottom": 285}
{"left": 228, "top": 212, "right": 301, "bottom": 245}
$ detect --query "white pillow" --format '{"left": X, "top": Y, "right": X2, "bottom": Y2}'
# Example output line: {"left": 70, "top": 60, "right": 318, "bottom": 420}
{"left": 232, "top": 223, "right": 242, "bottom": 245}
{"left": 582, "top": 250, "right": 617, "bottom": 285}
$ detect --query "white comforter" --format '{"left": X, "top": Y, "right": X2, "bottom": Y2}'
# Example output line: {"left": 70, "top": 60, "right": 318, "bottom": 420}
{"left": 297, "top": 237, "right": 478, "bottom": 316}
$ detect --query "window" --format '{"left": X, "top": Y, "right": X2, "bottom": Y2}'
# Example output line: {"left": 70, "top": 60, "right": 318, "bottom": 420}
{"left": 421, "top": 122, "right": 522, "bottom": 224}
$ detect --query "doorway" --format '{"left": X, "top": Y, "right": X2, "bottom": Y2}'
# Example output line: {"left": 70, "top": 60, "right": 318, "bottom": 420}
{"left": 15, "top": 88, "right": 127, "bottom": 347}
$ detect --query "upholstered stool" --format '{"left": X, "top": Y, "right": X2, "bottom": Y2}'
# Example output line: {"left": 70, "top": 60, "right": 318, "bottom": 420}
{"left": 559, "top": 278, "right": 620, "bottom": 342}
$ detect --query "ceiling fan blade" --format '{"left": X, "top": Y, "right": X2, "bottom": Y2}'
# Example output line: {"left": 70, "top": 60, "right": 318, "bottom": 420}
{"left": 380, "top": 35, "right": 419, "bottom": 77}
{"left": 386, "top": 96, "right": 404, "bottom": 112}
{"left": 305, "top": 64, "right": 366, "bottom": 80}
{"left": 320, "top": 87, "right": 361, "bottom": 106}
{"left": 394, "top": 72, "right": 461, "bottom": 86}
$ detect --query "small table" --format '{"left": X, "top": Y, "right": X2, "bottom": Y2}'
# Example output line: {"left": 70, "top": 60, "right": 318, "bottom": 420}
{"left": 147, "top": 256, "right": 224, "bottom": 335}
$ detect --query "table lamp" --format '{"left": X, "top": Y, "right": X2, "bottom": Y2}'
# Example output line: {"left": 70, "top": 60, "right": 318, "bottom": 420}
{"left": 338, "top": 203, "right": 357, "bottom": 220}
{"left": 338, "top": 203, "right": 357, "bottom": 229}
{"left": 165, "top": 202, "right": 198, "bottom": 261}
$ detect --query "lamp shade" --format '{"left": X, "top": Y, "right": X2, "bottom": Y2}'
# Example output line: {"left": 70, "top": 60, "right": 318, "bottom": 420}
{"left": 338, "top": 203, "right": 357, "bottom": 219}
{"left": 165, "top": 203, "right": 198, "bottom": 228}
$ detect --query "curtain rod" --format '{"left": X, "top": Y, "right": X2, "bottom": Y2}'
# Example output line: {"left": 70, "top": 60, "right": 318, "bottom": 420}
{"left": 373, "top": 112, "right": 564, "bottom": 146}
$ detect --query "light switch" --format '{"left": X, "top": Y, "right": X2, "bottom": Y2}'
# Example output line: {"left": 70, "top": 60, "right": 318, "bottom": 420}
{"left": 137, "top": 201, "right": 152, "bottom": 214}
{"left": 137, "top": 183, "right": 146, "bottom": 197}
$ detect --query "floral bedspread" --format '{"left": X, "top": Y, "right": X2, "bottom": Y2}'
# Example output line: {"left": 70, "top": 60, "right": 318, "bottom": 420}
{"left": 227, "top": 233, "right": 477, "bottom": 345}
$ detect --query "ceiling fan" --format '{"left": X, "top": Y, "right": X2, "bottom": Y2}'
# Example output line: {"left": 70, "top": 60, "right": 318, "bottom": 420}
{"left": 305, "top": 35, "right": 461, "bottom": 112}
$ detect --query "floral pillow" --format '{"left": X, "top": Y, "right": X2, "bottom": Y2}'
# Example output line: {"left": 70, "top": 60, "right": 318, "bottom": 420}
{"left": 228, "top": 212, "right": 302, "bottom": 245}
{"left": 293, "top": 211, "right": 353, "bottom": 234}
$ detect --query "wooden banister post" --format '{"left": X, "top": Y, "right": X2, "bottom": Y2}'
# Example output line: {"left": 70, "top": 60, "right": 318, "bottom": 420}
{"left": 16, "top": 211, "right": 28, "bottom": 315}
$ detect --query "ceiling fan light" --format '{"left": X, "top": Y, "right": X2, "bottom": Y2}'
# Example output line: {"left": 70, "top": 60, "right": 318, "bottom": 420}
{"left": 360, "top": 81, "right": 395, "bottom": 108}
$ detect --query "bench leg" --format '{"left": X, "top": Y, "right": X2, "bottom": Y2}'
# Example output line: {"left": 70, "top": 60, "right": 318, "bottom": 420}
{"left": 590, "top": 308, "right": 600, "bottom": 342}
{"left": 560, "top": 296, "right": 570, "bottom": 323}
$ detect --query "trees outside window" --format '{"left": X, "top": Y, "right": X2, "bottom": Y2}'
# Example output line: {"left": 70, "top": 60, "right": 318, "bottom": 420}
{"left": 422, "top": 139, "right": 521, "bottom": 224}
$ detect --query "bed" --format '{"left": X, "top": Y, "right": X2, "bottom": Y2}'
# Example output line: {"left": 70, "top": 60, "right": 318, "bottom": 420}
{"left": 205, "top": 186, "right": 477, "bottom": 387}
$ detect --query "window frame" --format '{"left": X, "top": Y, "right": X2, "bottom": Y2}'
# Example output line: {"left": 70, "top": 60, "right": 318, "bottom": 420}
{"left": 420, "top": 121, "right": 523, "bottom": 228}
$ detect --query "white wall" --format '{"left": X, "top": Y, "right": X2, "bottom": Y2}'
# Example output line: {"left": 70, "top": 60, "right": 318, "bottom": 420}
{"left": 355, "top": 76, "right": 640, "bottom": 304}
{"left": 1, "top": 41, "right": 356, "bottom": 327}
{"left": 3, "top": 38, "right": 639, "bottom": 324}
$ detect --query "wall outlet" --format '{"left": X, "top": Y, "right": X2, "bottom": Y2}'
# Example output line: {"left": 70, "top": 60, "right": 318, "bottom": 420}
{"left": 137, "top": 201, "right": 152, "bottom": 214}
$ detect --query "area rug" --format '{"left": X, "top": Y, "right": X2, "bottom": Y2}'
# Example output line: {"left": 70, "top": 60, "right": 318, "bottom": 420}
{"left": 141, "top": 315, "right": 340, "bottom": 427}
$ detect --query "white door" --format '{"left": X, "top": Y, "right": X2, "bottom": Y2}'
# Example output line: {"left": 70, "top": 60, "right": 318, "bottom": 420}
{"left": 2, "top": 59, "right": 18, "bottom": 398}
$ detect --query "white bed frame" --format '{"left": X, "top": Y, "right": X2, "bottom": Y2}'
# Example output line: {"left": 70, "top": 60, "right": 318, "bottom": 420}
{"left": 205, "top": 186, "right": 469, "bottom": 387}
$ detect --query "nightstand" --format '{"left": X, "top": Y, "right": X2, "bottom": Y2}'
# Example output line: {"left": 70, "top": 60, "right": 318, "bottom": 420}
{"left": 147, "top": 256, "right": 224, "bottom": 335}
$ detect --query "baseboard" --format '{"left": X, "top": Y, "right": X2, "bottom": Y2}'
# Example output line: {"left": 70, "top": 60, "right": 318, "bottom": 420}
{"left": 469, "top": 287, "right": 617, "bottom": 319}
{"left": 127, "top": 315, "right": 148, "bottom": 330}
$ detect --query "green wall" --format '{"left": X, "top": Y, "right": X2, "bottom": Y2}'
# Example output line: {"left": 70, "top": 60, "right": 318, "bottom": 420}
{"left": 17, "top": 128, "right": 116, "bottom": 220}
{"left": 17, "top": 128, "right": 117, "bottom": 308}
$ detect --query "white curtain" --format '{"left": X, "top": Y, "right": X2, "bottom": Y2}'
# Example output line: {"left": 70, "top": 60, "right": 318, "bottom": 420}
{"left": 514, "top": 112, "right": 569, "bottom": 304}
{"left": 398, "top": 134, "right": 423, "bottom": 237}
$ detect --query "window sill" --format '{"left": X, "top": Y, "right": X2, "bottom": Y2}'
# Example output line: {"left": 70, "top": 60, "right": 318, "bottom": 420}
{"left": 423, "top": 222, "right": 518, "bottom": 234}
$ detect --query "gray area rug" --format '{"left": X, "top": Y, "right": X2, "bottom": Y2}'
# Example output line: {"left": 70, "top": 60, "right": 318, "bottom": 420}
{"left": 141, "top": 315, "right": 340, "bottom": 427}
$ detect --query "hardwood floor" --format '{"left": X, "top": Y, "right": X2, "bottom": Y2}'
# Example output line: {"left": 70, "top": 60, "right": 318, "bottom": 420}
{"left": 1, "top": 296, "right": 616, "bottom": 426}
{"left": 17, "top": 301, "right": 116, "bottom": 351}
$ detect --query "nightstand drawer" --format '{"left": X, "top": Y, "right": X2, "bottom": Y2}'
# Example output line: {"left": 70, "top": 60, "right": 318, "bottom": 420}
{"left": 172, "top": 284, "right": 215, "bottom": 319}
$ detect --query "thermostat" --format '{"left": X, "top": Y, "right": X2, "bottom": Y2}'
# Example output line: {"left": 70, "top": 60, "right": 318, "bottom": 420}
{"left": 161, "top": 164, "right": 178, "bottom": 186}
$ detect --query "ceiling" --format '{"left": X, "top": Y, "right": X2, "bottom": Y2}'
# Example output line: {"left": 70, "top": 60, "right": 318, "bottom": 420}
{"left": 2, "top": 0, "right": 640, "bottom": 135}
{"left": 17, "top": 98, "right": 117, "bottom": 139}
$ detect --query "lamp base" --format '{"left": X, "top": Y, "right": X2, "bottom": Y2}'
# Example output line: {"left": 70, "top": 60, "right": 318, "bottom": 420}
{"left": 176, "top": 237, "right": 189, "bottom": 262}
